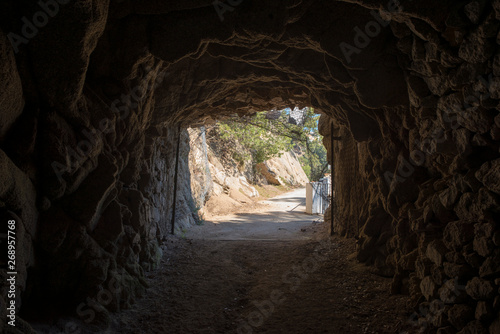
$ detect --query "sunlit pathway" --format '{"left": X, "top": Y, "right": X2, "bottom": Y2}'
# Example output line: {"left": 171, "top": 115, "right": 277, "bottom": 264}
{"left": 185, "top": 188, "right": 317, "bottom": 241}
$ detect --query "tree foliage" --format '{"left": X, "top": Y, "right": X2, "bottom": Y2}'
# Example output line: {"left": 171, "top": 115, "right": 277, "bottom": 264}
{"left": 216, "top": 112, "right": 292, "bottom": 164}
{"left": 214, "top": 107, "right": 329, "bottom": 181}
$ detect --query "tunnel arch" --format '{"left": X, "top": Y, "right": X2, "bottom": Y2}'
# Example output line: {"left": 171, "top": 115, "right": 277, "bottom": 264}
{"left": 1, "top": 0, "right": 500, "bottom": 332}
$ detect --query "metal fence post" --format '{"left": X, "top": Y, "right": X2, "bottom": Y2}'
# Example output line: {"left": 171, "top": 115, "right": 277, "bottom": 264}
{"left": 330, "top": 122, "right": 334, "bottom": 236}
{"left": 170, "top": 125, "right": 182, "bottom": 235}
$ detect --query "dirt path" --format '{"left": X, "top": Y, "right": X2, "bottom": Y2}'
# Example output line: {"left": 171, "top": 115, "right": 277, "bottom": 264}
{"left": 186, "top": 188, "right": 317, "bottom": 241}
{"left": 111, "top": 189, "right": 413, "bottom": 334}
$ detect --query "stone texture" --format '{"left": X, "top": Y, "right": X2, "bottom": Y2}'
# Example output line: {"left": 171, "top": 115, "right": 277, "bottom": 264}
{"left": 448, "top": 304, "right": 475, "bottom": 331}
{"left": 0, "top": 29, "right": 24, "bottom": 140}
{"left": 457, "top": 320, "right": 488, "bottom": 334}
{"left": 476, "top": 159, "right": 500, "bottom": 194}
{"left": 0, "top": 150, "right": 37, "bottom": 309}
{"left": 475, "top": 301, "right": 493, "bottom": 321}
{"left": 420, "top": 276, "right": 437, "bottom": 300}
{"left": 464, "top": 1, "right": 487, "bottom": 24}
{"left": 444, "top": 221, "right": 475, "bottom": 250}
{"left": 490, "top": 313, "right": 500, "bottom": 334}
{"left": 439, "top": 278, "right": 468, "bottom": 304}
{"left": 466, "top": 278, "right": 496, "bottom": 300}
{"left": 263, "top": 151, "right": 309, "bottom": 186}
{"left": 443, "top": 262, "right": 474, "bottom": 280}
{"left": 479, "top": 251, "right": 500, "bottom": 278}
{"left": 437, "top": 326, "right": 456, "bottom": 334}
{"left": 427, "top": 240, "right": 449, "bottom": 266}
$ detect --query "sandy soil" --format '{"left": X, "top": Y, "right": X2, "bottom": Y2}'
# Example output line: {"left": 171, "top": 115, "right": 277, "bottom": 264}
{"left": 110, "top": 188, "right": 413, "bottom": 334}
{"left": 187, "top": 188, "right": 318, "bottom": 241}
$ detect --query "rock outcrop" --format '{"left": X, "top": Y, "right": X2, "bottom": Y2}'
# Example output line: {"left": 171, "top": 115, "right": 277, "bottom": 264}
{"left": 0, "top": 0, "right": 499, "bottom": 332}
{"left": 188, "top": 126, "right": 308, "bottom": 217}
{"left": 258, "top": 151, "right": 309, "bottom": 187}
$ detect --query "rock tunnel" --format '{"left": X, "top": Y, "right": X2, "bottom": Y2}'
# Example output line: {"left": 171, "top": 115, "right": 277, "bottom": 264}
{"left": 1, "top": 0, "right": 500, "bottom": 332}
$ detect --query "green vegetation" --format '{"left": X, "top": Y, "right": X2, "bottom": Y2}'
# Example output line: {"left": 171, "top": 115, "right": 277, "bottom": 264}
{"left": 217, "top": 112, "right": 292, "bottom": 164}
{"left": 180, "top": 228, "right": 187, "bottom": 239}
{"left": 300, "top": 135, "right": 329, "bottom": 181}
{"left": 214, "top": 107, "right": 329, "bottom": 181}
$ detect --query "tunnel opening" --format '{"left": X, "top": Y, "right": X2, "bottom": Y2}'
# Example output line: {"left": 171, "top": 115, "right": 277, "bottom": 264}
{"left": 184, "top": 106, "right": 332, "bottom": 241}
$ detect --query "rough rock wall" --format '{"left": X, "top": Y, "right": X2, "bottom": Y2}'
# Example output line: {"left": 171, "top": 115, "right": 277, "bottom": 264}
{"left": 319, "top": 2, "right": 500, "bottom": 331}
{"left": 188, "top": 127, "right": 213, "bottom": 211}
{"left": 189, "top": 126, "right": 260, "bottom": 208}
{"left": 0, "top": 0, "right": 200, "bottom": 323}
{"left": 0, "top": 0, "right": 499, "bottom": 332}
{"left": 24, "top": 125, "right": 197, "bottom": 325}
{"left": 145, "top": 130, "right": 199, "bottom": 237}
{"left": 262, "top": 151, "right": 310, "bottom": 187}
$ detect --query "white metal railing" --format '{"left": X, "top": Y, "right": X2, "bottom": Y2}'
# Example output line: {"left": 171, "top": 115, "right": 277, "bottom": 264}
{"left": 305, "top": 176, "right": 332, "bottom": 215}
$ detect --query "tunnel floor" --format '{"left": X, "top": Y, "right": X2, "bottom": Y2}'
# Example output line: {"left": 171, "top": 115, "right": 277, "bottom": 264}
{"left": 109, "top": 190, "right": 412, "bottom": 334}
